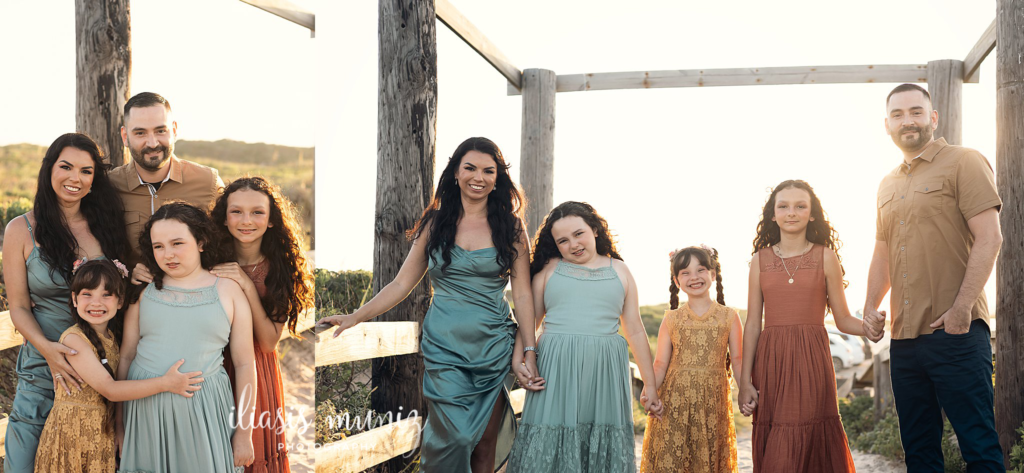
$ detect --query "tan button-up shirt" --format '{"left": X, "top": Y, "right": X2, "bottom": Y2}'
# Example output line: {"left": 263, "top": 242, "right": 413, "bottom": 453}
{"left": 875, "top": 138, "right": 1001, "bottom": 340}
{"left": 109, "top": 156, "right": 224, "bottom": 261}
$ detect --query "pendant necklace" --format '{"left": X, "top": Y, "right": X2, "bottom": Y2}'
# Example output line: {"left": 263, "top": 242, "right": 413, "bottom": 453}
{"left": 774, "top": 243, "right": 810, "bottom": 284}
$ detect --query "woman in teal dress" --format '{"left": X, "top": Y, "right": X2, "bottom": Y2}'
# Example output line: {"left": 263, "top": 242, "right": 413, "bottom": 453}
{"left": 117, "top": 202, "right": 256, "bottom": 472}
{"left": 319, "top": 137, "right": 543, "bottom": 472}
{"left": 507, "top": 201, "right": 663, "bottom": 472}
{"left": 2, "top": 133, "right": 130, "bottom": 473}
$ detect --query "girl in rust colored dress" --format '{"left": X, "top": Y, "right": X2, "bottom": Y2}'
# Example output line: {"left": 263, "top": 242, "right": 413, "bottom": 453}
{"left": 738, "top": 180, "right": 873, "bottom": 473}
{"left": 640, "top": 245, "right": 742, "bottom": 473}
{"left": 212, "top": 177, "right": 315, "bottom": 473}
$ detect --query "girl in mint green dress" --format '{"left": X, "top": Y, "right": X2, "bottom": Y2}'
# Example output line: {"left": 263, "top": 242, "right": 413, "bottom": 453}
{"left": 117, "top": 202, "right": 257, "bottom": 473}
{"left": 319, "top": 137, "right": 542, "bottom": 472}
{"left": 507, "top": 201, "right": 663, "bottom": 473}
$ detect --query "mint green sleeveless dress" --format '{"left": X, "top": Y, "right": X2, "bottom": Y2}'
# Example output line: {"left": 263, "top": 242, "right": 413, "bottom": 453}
{"left": 419, "top": 245, "right": 517, "bottom": 472}
{"left": 4, "top": 216, "right": 76, "bottom": 473}
{"left": 118, "top": 280, "right": 243, "bottom": 473}
{"left": 506, "top": 259, "right": 635, "bottom": 472}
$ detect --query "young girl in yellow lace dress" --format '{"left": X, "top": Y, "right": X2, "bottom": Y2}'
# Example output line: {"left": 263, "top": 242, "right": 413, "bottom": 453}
{"left": 640, "top": 246, "right": 743, "bottom": 473}
{"left": 32, "top": 259, "right": 203, "bottom": 473}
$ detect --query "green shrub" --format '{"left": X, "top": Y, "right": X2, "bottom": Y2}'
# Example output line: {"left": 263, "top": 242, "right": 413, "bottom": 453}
{"left": 1009, "top": 421, "right": 1024, "bottom": 473}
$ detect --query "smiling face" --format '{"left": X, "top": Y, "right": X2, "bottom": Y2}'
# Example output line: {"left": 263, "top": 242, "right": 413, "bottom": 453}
{"left": 122, "top": 104, "right": 176, "bottom": 172}
{"left": 550, "top": 215, "right": 598, "bottom": 265}
{"left": 225, "top": 189, "right": 272, "bottom": 245}
{"left": 150, "top": 218, "right": 203, "bottom": 278}
{"left": 675, "top": 257, "right": 715, "bottom": 299}
{"left": 50, "top": 147, "right": 95, "bottom": 205}
{"left": 772, "top": 187, "right": 814, "bottom": 236}
{"left": 454, "top": 150, "right": 498, "bottom": 200}
{"left": 885, "top": 90, "right": 938, "bottom": 154}
{"left": 73, "top": 281, "right": 122, "bottom": 326}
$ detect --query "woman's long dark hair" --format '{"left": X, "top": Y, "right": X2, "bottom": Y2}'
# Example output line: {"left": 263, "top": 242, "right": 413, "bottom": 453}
{"left": 33, "top": 133, "right": 130, "bottom": 283}
{"left": 139, "top": 202, "right": 227, "bottom": 290}
{"left": 211, "top": 176, "right": 314, "bottom": 335}
{"left": 530, "top": 201, "right": 622, "bottom": 276}
{"left": 406, "top": 137, "right": 525, "bottom": 276}
{"left": 69, "top": 259, "right": 127, "bottom": 434}
{"left": 752, "top": 179, "right": 847, "bottom": 311}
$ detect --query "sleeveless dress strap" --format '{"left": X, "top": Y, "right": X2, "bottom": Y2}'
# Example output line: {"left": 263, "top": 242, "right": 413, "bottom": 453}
{"left": 21, "top": 214, "right": 37, "bottom": 248}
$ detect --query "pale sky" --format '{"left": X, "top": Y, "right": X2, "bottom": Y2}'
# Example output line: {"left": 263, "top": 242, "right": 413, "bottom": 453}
{"left": 317, "top": 0, "right": 1000, "bottom": 312}
{"left": 0, "top": 1, "right": 315, "bottom": 148}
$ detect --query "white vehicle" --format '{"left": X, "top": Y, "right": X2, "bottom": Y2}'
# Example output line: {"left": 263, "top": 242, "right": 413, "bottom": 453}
{"left": 827, "top": 327, "right": 868, "bottom": 366}
{"left": 828, "top": 333, "right": 855, "bottom": 371}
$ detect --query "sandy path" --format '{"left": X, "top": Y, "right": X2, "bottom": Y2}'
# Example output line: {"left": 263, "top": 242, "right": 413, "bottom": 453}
{"left": 279, "top": 331, "right": 315, "bottom": 473}
{"left": 633, "top": 425, "right": 906, "bottom": 472}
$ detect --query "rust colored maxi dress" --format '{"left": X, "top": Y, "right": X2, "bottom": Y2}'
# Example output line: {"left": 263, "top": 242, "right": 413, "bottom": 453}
{"left": 751, "top": 245, "right": 855, "bottom": 473}
{"left": 225, "top": 259, "right": 291, "bottom": 473}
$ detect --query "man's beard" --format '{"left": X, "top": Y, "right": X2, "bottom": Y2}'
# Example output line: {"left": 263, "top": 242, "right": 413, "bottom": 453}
{"left": 130, "top": 143, "right": 172, "bottom": 172}
{"left": 893, "top": 125, "right": 933, "bottom": 152}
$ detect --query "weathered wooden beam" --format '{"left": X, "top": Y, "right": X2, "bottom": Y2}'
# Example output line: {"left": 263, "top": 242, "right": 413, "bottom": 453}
{"left": 314, "top": 322, "right": 420, "bottom": 367}
{"left": 509, "top": 388, "right": 526, "bottom": 414}
{"left": 520, "top": 69, "right": 556, "bottom": 237}
{"left": 0, "top": 417, "right": 7, "bottom": 458}
{"left": 0, "top": 310, "right": 24, "bottom": 351}
{"left": 927, "top": 59, "right": 964, "bottom": 145}
{"left": 995, "top": 0, "right": 1024, "bottom": 464}
{"left": 963, "top": 18, "right": 997, "bottom": 83}
{"left": 238, "top": 0, "right": 315, "bottom": 34}
{"left": 873, "top": 352, "right": 894, "bottom": 420}
{"left": 75, "top": 0, "right": 131, "bottom": 166}
{"left": 435, "top": 0, "right": 522, "bottom": 89}
{"left": 508, "top": 64, "right": 930, "bottom": 96}
{"left": 315, "top": 416, "right": 422, "bottom": 473}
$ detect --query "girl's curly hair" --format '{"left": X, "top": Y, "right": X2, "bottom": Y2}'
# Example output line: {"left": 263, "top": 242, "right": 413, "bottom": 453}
{"left": 530, "top": 201, "right": 622, "bottom": 276}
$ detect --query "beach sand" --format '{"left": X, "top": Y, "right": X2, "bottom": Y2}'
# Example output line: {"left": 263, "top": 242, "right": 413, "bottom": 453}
{"left": 279, "top": 331, "right": 315, "bottom": 473}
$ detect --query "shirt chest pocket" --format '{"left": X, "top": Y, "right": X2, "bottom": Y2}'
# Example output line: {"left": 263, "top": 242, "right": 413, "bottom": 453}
{"left": 912, "top": 181, "right": 944, "bottom": 219}
{"left": 125, "top": 211, "right": 143, "bottom": 247}
{"left": 877, "top": 189, "right": 895, "bottom": 227}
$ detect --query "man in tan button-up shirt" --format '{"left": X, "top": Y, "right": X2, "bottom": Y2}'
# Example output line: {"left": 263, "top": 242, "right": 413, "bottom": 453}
{"left": 108, "top": 92, "right": 224, "bottom": 266}
{"left": 864, "top": 83, "right": 1003, "bottom": 471}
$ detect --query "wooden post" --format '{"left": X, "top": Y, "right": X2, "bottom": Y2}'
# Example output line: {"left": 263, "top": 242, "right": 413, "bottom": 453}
{"left": 372, "top": 0, "right": 436, "bottom": 470}
{"left": 926, "top": 59, "right": 964, "bottom": 146}
{"left": 995, "top": 0, "right": 1023, "bottom": 465}
{"left": 75, "top": 0, "right": 131, "bottom": 166}
{"left": 873, "top": 353, "right": 893, "bottom": 420}
{"left": 520, "top": 68, "right": 556, "bottom": 237}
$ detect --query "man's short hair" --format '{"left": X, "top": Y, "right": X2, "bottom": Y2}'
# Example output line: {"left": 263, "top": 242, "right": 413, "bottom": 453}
{"left": 124, "top": 92, "right": 172, "bottom": 118}
{"left": 887, "top": 83, "right": 931, "bottom": 106}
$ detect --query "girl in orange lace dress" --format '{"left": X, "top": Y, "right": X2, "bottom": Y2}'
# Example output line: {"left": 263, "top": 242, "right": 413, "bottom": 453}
{"left": 212, "top": 177, "right": 315, "bottom": 473}
{"left": 33, "top": 259, "right": 203, "bottom": 473}
{"left": 640, "top": 246, "right": 742, "bottom": 473}
{"left": 738, "top": 180, "right": 871, "bottom": 472}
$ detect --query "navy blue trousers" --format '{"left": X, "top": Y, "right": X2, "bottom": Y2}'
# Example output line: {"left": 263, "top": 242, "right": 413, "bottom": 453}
{"left": 889, "top": 319, "right": 1004, "bottom": 472}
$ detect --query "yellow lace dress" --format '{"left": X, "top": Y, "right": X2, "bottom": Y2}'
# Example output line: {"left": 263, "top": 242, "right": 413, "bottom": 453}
{"left": 640, "top": 302, "right": 738, "bottom": 473}
{"left": 33, "top": 325, "right": 119, "bottom": 473}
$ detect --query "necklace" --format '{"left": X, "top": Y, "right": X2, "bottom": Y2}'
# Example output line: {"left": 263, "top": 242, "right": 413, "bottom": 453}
{"left": 773, "top": 243, "right": 811, "bottom": 284}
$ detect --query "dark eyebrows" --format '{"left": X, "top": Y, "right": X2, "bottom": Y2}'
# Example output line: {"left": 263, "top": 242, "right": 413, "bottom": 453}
{"left": 58, "top": 159, "right": 93, "bottom": 170}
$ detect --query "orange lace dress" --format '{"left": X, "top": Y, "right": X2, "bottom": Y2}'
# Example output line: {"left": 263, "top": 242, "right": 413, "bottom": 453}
{"left": 33, "top": 325, "right": 119, "bottom": 473}
{"left": 224, "top": 260, "right": 291, "bottom": 473}
{"left": 640, "top": 301, "right": 738, "bottom": 473}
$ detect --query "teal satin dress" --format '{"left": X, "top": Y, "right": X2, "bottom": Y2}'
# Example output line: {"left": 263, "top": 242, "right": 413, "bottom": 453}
{"left": 419, "top": 245, "right": 517, "bottom": 472}
{"left": 4, "top": 216, "right": 77, "bottom": 473}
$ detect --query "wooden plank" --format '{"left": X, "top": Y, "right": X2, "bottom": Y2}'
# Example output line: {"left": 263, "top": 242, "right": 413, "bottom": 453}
{"left": 508, "top": 64, "right": 929, "bottom": 95}
{"left": 995, "top": 1, "right": 1024, "bottom": 461}
{"left": 314, "top": 322, "right": 419, "bottom": 367}
{"left": 238, "top": 0, "right": 314, "bottom": 33}
{"left": 315, "top": 416, "right": 422, "bottom": 473}
{"left": 0, "top": 310, "right": 24, "bottom": 352}
{"left": 294, "top": 307, "right": 316, "bottom": 335}
{"left": 520, "top": 68, "right": 557, "bottom": 237}
{"left": 435, "top": 0, "right": 522, "bottom": 89}
{"left": 927, "top": 59, "right": 964, "bottom": 146}
{"left": 962, "top": 18, "right": 996, "bottom": 83}
{"left": 873, "top": 353, "right": 893, "bottom": 420}
{"left": 0, "top": 417, "right": 7, "bottom": 458}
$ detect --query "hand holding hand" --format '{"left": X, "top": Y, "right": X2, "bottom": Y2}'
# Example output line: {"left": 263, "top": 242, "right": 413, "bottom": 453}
{"left": 863, "top": 308, "right": 887, "bottom": 342}
{"left": 930, "top": 304, "right": 971, "bottom": 335}
{"left": 512, "top": 353, "right": 545, "bottom": 391}
{"left": 317, "top": 313, "right": 361, "bottom": 338}
{"left": 162, "top": 359, "right": 204, "bottom": 397}
{"left": 738, "top": 382, "right": 759, "bottom": 417}
{"left": 131, "top": 263, "right": 154, "bottom": 285}
{"left": 641, "top": 385, "right": 664, "bottom": 419}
